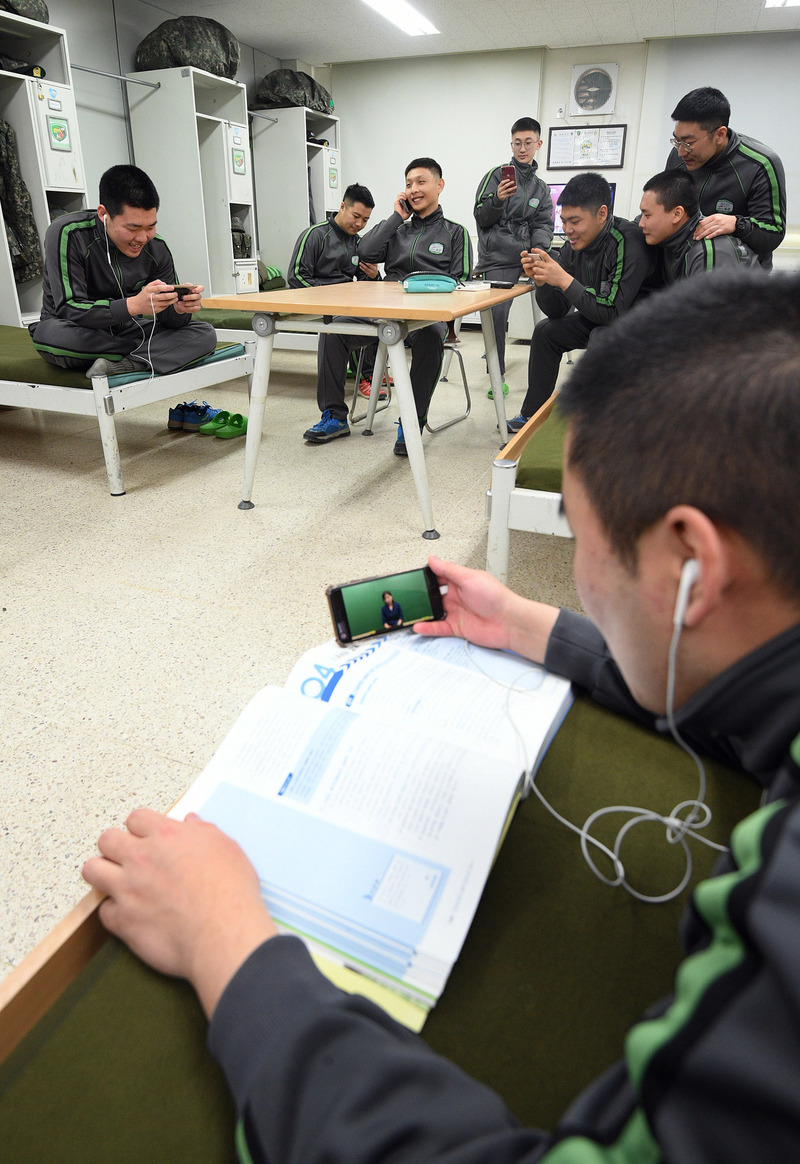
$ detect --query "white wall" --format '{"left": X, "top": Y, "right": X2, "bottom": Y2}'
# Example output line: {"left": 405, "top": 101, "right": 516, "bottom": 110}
{"left": 331, "top": 50, "right": 544, "bottom": 236}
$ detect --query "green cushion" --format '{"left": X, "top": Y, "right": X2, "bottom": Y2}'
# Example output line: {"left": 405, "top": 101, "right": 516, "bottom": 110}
{"left": 0, "top": 325, "right": 89, "bottom": 389}
{"left": 0, "top": 325, "right": 243, "bottom": 390}
{"left": 0, "top": 696, "right": 760, "bottom": 1154}
{"left": 194, "top": 309, "right": 256, "bottom": 331}
{"left": 515, "top": 409, "right": 567, "bottom": 494}
{"left": 105, "top": 342, "right": 246, "bottom": 386}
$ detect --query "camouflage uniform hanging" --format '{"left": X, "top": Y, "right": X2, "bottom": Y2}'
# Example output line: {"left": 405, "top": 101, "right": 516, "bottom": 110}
{"left": 0, "top": 117, "right": 43, "bottom": 284}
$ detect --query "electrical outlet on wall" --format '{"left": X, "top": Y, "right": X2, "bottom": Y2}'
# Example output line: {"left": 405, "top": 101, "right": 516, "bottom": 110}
{"left": 555, "top": 104, "right": 565, "bottom": 120}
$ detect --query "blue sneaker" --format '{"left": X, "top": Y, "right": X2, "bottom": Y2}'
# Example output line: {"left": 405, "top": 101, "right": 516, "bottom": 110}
{"left": 182, "top": 401, "right": 221, "bottom": 432}
{"left": 303, "top": 410, "right": 351, "bottom": 443}
{"left": 506, "top": 413, "right": 530, "bottom": 434}
{"left": 393, "top": 419, "right": 407, "bottom": 457}
{"left": 168, "top": 400, "right": 197, "bottom": 430}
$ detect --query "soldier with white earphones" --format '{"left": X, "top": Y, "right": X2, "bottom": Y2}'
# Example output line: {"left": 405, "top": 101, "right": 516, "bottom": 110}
{"left": 30, "top": 164, "right": 216, "bottom": 380}
{"left": 84, "top": 272, "right": 800, "bottom": 1163}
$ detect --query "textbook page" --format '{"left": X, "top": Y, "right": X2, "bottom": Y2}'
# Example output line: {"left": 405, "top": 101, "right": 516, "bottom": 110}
{"left": 172, "top": 685, "right": 524, "bottom": 1005}
{"left": 285, "top": 631, "right": 572, "bottom": 774}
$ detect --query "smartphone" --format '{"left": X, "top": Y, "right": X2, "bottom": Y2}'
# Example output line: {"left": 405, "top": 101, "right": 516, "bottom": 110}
{"left": 490, "top": 280, "right": 516, "bottom": 288}
{"left": 174, "top": 284, "right": 194, "bottom": 299}
{"left": 326, "top": 565, "right": 445, "bottom": 645}
{"left": 400, "top": 198, "right": 411, "bottom": 215}
{"left": 501, "top": 165, "right": 516, "bottom": 185}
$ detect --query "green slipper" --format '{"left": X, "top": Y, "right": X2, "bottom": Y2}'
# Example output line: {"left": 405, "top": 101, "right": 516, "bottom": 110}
{"left": 197, "top": 410, "right": 231, "bottom": 435}
{"left": 487, "top": 382, "right": 510, "bottom": 400}
{"left": 215, "top": 413, "right": 248, "bottom": 439}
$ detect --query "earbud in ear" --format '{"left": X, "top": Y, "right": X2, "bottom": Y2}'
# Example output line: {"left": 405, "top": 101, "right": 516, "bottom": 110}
{"left": 673, "top": 559, "right": 700, "bottom": 628}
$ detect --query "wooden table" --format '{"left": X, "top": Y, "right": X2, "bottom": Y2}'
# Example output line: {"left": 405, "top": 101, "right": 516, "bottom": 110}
{"left": 201, "top": 281, "right": 533, "bottom": 538}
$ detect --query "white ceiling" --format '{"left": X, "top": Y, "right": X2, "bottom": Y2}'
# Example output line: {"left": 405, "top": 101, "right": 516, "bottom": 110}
{"left": 142, "top": 0, "right": 800, "bottom": 65}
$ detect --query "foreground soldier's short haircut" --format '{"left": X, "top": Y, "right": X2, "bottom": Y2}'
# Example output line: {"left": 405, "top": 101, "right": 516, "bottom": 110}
{"left": 559, "top": 271, "right": 800, "bottom": 601}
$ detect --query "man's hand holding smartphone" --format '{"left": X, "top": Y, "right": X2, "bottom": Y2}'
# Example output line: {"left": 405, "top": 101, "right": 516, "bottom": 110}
{"left": 172, "top": 283, "right": 203, "bottom": 313}
{"left": 497, "top": 166, "right": 517, "bottom": 201}
{"left": 327, "top": 565, "right": 445, "bottom": 645}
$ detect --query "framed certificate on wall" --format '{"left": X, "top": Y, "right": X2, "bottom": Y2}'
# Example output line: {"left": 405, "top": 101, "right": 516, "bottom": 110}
{"left": 547, "top": 124, "right": 627, "bottom": 169}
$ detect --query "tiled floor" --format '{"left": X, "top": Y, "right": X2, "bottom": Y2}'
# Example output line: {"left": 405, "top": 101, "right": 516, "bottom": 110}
{"left": 0, "top": 327, "right": 580, "bottom": 979}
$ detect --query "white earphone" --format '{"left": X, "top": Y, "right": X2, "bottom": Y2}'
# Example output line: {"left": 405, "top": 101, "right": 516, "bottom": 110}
{"left": 100, "top": 210, "right": 155, "bottom": 377}
{"left": 483, "top": 550, "right": 724, "bottom": 905}
{"left": 674, "top": 559, "right": 701, "bottom": 628}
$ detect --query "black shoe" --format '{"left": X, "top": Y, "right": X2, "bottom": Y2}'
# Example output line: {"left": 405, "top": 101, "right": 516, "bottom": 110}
{"left": 86, "top": 356, "right": 142, "bottom": 380}
{"left": 393, "top": 416, "right": 427, "bottom": 457}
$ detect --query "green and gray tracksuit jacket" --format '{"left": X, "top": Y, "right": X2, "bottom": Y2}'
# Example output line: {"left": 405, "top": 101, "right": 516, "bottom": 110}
{"left": 666, "top": 129, "right": 786, "bottom": 269}
{"left": 536, "top": 214, "right": 656, "bottom": 325}
{"left": 659, "top": 210, "right": 760, "bottom": 283}
{"left": 287, "top": 213, "right": 368, "bottom": 288}
{"left": 474, "top": 158, "right": 553, "bottom": 274}
{"left": 358, "top": 206, "right": 472, "bottom": 283}
{"left": 31, "top": 208, "right": 188, "bottom": 337}
{"left": 206, "top": 612, "right": 800, "bottom": 1164}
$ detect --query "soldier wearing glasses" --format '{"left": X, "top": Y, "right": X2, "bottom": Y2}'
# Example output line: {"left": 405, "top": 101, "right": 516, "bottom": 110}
{"left": 474, "top": 118, "right": 554, "bottom": 389}
{"left": 665, "top": 86, "right": 786, "bottom": 270}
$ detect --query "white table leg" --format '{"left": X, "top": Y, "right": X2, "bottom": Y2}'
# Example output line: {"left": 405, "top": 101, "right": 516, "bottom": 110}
{"left": 239, "top": 319, "right": 275, "bottom": 510}
{"left": 481, "top": 306, "right": 508, "bottom": 444}
{"left": 383, "top": 323, "right": 438, "bottom": 539}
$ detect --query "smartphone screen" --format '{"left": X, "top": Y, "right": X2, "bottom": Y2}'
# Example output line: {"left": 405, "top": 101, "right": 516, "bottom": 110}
{"left": 327, "top": 565, "right": 445, "bottom": 645}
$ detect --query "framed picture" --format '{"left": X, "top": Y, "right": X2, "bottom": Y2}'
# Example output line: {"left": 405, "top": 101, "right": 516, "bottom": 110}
{"left": 547, "top": 124, "right": 627, "bottom": 170}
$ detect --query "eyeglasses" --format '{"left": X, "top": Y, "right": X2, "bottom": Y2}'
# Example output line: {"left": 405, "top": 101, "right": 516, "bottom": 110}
{"left": 669, "top": 130, "right": 716, "bottom": 153}
{"left": 512, "top": 139, "right": 541, "bottom": 149}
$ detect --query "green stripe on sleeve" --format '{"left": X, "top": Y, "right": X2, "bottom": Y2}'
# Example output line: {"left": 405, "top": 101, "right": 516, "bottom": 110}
{"left": 476, "top": 166, "right": 503, "bottom": 206}
{"left": 737, "top": 145, "right": 784, "bottom": 232}
{"left": 59, "top": 219, "right": 107, "bottom": 309}
{"left": 292, "top": 224, "right": 321, "bottom": 287}
{"left": 593, "top": 227, "right": 625, "bottom": 306}
{"left": 235, "top": 1118, "right": 254, "bottom": 1164}
{"left": 626, "top": 799, "right": 786, "bottom": 1090}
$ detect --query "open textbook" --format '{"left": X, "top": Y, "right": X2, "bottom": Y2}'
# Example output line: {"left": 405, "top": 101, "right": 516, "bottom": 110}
{"left": 171, "top": 631, "right": 572, "bottom": 1030}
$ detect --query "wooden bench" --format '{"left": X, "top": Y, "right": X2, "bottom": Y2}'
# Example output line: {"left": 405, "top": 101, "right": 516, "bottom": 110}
{"left": 486, "top": 392, "right": 571, "bottom": 582}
